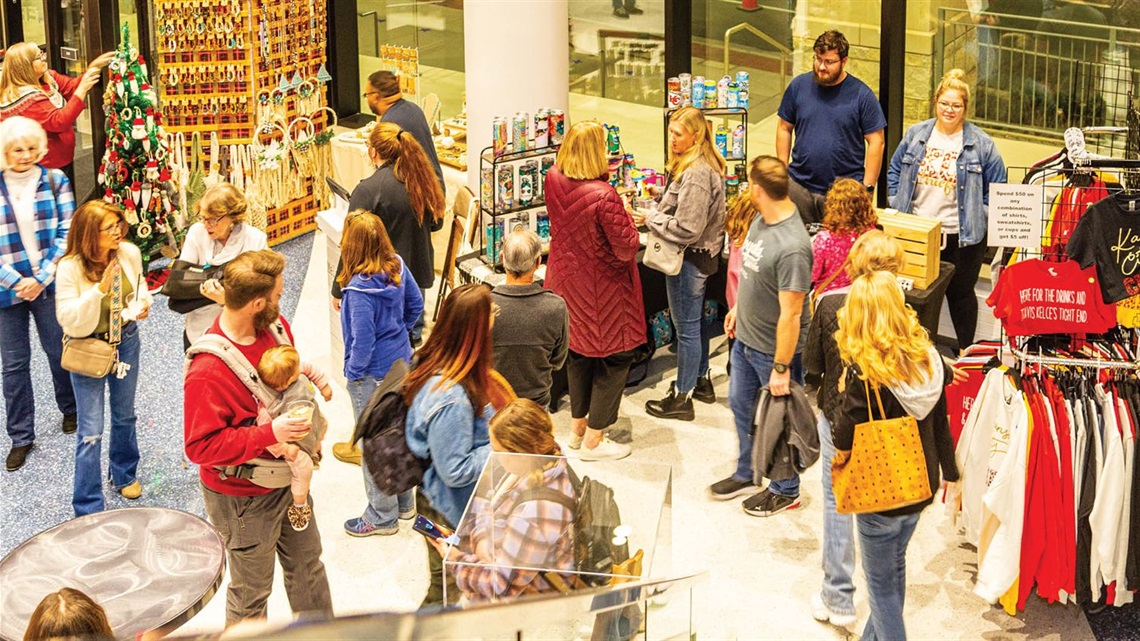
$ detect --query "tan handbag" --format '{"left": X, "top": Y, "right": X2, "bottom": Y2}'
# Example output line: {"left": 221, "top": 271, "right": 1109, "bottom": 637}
{"left": 831, "top": 380, "right": 932, "bottom": 514}
{"left": 60, "top": 337, "right": 118, "bottom": 378}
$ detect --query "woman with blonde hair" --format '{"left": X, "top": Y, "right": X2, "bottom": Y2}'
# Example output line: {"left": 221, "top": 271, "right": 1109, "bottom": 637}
{"left": 339, "top": 211, "right": 424, "bottom": 537}
{"left": 812, "top": 178, "right": 877, "bottom": 295}
{"left": 0, "top": 116, "right": 77, "bottom": 472}
{"left": 23, "top": 587, "right": 113, "bottom": 641}
{"left": 888, "top": 68, "right": 1006, "bottom": 352}
{"left": 56, "top": 201, "right": 152, "bottom": 516}
{"left": 0, "top": 43, "right": 114, "bottom": 183}
{"left": 176, "top": 182, "right": 268, "bottom": 346}
{"left": 803, "top": 229, "right": 905, "bottom": 629}
{"left": 544, "top": 120, "right": 644, "bottom": 461}
{"left": 430, "top": 398, "right": 576, "bottom": 600}
{"left": 832, "top": 270, "right": 959, "bottom": 641}
{"left": 633, "top": 106, "right": 726, "bottom": 421}
{"left": 334, "top": 121, "right": 445, "bottom": 345}
{"left": 404, "top": 283, "right": 504, "bottom": 604}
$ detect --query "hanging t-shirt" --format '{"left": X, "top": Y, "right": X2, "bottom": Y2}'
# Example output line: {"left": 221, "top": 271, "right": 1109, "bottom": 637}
{"left": 986, "top": 258, "right": 1117, "bottom": 336}
{"left": 910, "top": 127, "right": 964, "bottom": 234}
{"left": 1066, "top": 194, "right": 1140, "bottom": 303}
{"left": 1117, "top": 294, "right": 1140, "bottom": 328}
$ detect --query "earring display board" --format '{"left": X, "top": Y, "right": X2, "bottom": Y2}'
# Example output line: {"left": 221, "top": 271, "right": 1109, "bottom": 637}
{"left": 153, "top": 0, "right": 332, "bottom": 245}
{"left": 377, "top": 45, "right": 420, "bottom": 100}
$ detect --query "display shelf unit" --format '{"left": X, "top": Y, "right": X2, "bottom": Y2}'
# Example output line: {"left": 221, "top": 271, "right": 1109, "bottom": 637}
{"left": 662, "top": 107, "right": 749, "bottom": 165}
{"left": 477, "top": 144, "right": 561, "bottom": 265}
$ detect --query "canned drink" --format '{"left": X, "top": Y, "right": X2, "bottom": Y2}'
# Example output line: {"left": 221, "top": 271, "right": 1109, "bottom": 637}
{"left": 623, "top": 154, "right": 636, "bottom": 189}
{"left": 738, "top": 88, "right": 750, "bottom": 110}
{"left": 485, "top": 218, "right": 505, "bottom": 263}
{"left": 548, "top": 109, "right": 565, "bottom": 145}
{"left": 534, "top": 110, "right": 550, "bottom": 149}
{"left": 725, "top": 174, "right": 740, "bottom": 200}
{"left": 716, "top": 75, "right": 731, "bottom": 109}
{"left": 608, "top": 156, "right": 622, "bottom": 187}
{"left": 518, "top": 161, "right": 538, "bottom": 207}
{"left": 703, "top": 80, "right": 717, "bottom": 109}
{"left": 692, "top": 80, "right": 706, "bottom": 108}
{"left": 480, "top": 166, "right": 494, "bottom": 210}
{"left": 714, "top": 124, "right": 729, "bottom": 158}
{"left": 536, "top": 211, "right": 551, "bottom": 241}
{"left": 735, "top": 70, "right": 750, "bottom": 95}
{"left": 678, "top": 73, "right": 692, "bottom": 107}
{"left": 606, "top": 124, "right": 621, "bottom": 156}
{"left": 512, "top": 112, "right": 528, "bottom": 152}
{"left": 667, "top": 89, "right": 683, "bottom": 109}
{"left": 497, "top": 164, "right": 514, "bottom": 211}
{"left": 731, "top": 124, "right": 745, "bottom": 160}
{"left": 726, "top": 82, "right": 740, "bottom": 109}
{"left": 492, "top": 117, "right": 509, "bottom": 158}
{"left": 667, "top": 76, "right": 681, "bottom": 95}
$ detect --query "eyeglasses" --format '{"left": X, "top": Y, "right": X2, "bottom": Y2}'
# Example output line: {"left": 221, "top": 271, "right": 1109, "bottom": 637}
{"left": 99, "top": 223, "right": 122, "bottom": 236}
{"left": 937, "top": 100, "right": 965, "bottom": 112}
{"left": 201, "top": 214, "right": 234, "bottom": 227}
{"left": 813, "top": 55, "right": 843, "bottom": 68}
{"left": 35, "top": 50, "right": 47, "bottom": 61}
{"left": 362, "top": 91, "right": 380, "bottom": 98}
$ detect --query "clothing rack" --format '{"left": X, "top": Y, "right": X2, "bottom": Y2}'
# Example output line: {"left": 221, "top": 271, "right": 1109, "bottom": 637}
{"left": 1008, "top": 345, "right": 1140, "bottom": 371}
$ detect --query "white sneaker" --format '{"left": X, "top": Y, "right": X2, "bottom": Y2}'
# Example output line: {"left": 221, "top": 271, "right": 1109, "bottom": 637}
{"left": 811, "top": 593, "right": 856, "bottom": 629}
{"left": 568, "top": 432, "right": 584, "bottom": 450}
{"left": 578, "top": 437, "right": 632, "bottom": 461}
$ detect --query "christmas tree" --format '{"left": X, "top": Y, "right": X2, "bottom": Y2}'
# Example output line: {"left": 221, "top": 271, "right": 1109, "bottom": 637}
{"left": 97, "top": 23, "right": 180, "bottom": 266}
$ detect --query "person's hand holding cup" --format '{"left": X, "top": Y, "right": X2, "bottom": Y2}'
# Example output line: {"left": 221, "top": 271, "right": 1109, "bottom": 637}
{"left": 285, "top": 400, "right": 315, "bottom": 440}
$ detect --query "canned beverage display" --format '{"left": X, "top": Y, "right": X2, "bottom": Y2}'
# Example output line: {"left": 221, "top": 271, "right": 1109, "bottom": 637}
{"left": 492, "top": 117, "right": 509, "bottom": 157}
{"left": 714, "top": 124, "right": 729, "bottom": 158}
{"left": 716, "top": 75, "right": 731, "bottom": 109}
{"left": 512, "top": 112, "right": 529, "bottom": 152}
{"left": 735, "top": 70, "right": 750, "bottom": 95}
{"left": 518, "top": 161, "right": 538, "bottom": 207}
{"left": 480, "top": 166, "right": 494, "bottom": 210}
{"left": 703, "top": 80, "right": 717, "bottom": 108}
{"left": 485, "top": 218, "right": 505, "bottom": 263}
{"left": 726, "top": 82, "right": 740, "bottom": 108}
{"left": 692, "top": 79, "right": 706, "bottom": 108}
{"left": 667, "top": 89, "right": 683, "bottom": 109}
{"left": 534, "top": 110, "right": 550, "bottom": 149}
{"left": 536, "top": 211, "right": 551, "bottom": 241}
{"left": 731, "top": 124, "right": 745, "bottom": 159}
{"left": 497, "top": 164, "right": 514, "bottom": 210}
{"left": 606, "top": 124, "right": 621, "bottom": 155}
{"left": 678, "top": 73, "right": 692, "bottom": 107}
{"left": 607, "top": 156, "right": 622, "bottom": 187}
{"left": 549, "top": 110, "right": 565, "bottom": 145}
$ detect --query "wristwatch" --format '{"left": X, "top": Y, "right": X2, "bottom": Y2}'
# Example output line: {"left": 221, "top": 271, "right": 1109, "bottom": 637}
{"left": 773, "top": 361, "right": 789, "bottom": 374}
{"left": 864, "top": 184, "right": 875, "bottom": 193}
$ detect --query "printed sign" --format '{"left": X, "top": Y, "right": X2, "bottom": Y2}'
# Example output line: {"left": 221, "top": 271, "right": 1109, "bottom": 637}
{"left": 988, "top": 183, "right": 1044, "bottom": 248}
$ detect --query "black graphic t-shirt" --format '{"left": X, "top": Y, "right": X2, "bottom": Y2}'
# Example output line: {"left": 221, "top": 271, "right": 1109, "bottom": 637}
{"left": 1066, "top": 194, "right": 1140, "bottom": 304}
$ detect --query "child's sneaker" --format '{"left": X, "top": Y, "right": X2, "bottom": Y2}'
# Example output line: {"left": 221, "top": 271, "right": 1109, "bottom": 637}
{"left": 288, "top": 502, "right": 312, "bottom": 532}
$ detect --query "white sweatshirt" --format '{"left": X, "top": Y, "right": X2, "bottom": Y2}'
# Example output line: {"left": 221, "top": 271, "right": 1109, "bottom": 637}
{"left": 1090, "top": 383, "right": 1123, "bottom": 603}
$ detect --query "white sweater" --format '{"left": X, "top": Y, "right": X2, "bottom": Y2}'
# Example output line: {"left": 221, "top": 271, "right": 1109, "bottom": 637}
{"left": 1090, "top": 384, "right": 1125, "bottom": 602}
{"left": 178, "top": 221, "right": 268, "bottom": 342}
{"left": 55, "top": 242, "right": 153, "bottom": 337}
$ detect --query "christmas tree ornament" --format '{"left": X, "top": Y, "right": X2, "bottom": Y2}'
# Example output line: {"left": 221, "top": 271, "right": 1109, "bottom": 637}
{"left": 131, "top": 114, "right": 147, "bottom": 140}
{"left": 113, "top": 72, "right": 124, "bottom": 95}
{"left": 127, "top": 71, "right": 139, "bottom": 94}
{"left": 146, "top": 159, "right": 159, "bottom": 181}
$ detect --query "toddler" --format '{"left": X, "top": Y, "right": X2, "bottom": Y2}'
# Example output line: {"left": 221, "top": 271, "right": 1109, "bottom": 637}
{"left": 813, "top": 178, "right": 877, "bottom": 295}
{"left": 257, "top": 345, "right": 331, "bottom": 532}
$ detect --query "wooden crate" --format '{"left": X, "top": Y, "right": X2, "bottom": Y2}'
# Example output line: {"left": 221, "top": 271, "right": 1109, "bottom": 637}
{"left": 877, "top": 210, "right": 941, "bottom": 289}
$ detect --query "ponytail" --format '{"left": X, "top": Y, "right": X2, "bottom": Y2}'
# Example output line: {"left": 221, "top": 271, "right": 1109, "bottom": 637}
{"left": 368, "top": 122, "right": 445, "bottom": 225}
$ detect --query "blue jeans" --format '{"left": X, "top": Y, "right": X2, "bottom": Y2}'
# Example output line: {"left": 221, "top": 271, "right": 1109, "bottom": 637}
{"left": 348, "top": 375, "right": 414, "bottom": 527}
{"left": 71, "top": 323, "right": 140, "bottom": 516}
{"left": 857, "top": 511, "right": 921, "bottom": 641}
{"left": 728, "top": 341, "right": 802, "bottom": 496}
{"left": 0, "top": 292, "right": 76, "bottom": 447}
{"left": 411, "top": 287, "right": 427, "bottom": 343}
{"left": 665, "top": 259, "right": 713, "bottom": 395}
{"left": 818, "top": 414, "right": 856, "bottom": 615}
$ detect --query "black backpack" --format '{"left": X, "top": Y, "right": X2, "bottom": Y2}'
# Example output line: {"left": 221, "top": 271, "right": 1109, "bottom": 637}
{"left": 520, "top": 466, "right": 630, "bottom": 587}
{"left": 350, "top": 359, "right": 429, "bottom": 495}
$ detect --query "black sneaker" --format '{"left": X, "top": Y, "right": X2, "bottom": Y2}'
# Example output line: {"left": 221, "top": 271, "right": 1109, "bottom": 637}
{"left": 6, "top": 443, "right": 33, "bottom": 472}
{"left": 645, "top": 385, "right": 694, "bottom": 421}
{"left": 61, "top": 412, "right": 78, "bottom": 435}
{"left": 613, "top": 6, "right": 630, "bottom": 18}
{"left": 743, "top": 489, "right": 801, "bottom": 517}
{"left": 692, "top": 376, "right": 716, "bottom": 404}
{"left": 708, "top": 476, "right": 760, "bottom": 501}
{"left": 625, "top": 4, "right": 644, "bottom": 14}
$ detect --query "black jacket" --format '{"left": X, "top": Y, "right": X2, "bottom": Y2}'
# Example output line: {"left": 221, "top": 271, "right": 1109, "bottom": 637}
{"left": 804, "top": 289, "right": 848, "bottom": 424}
{"left": 833, "top": 360, "right": 960, "bottom": 517}
{"left": 751, "top": 382, "right": 819, "bottom": 484}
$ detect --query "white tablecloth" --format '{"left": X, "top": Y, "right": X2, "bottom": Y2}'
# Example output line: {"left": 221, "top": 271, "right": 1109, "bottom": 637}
{"left": 330, "top": 134, "right": 467, "bottom": 213}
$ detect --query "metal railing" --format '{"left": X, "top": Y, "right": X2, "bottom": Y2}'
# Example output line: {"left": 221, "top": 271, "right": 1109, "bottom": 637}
{"left": 723, "top": 22, "right": 791, "bottom": 90}
{"left": 935, "top": 8, "right": 1139, "bottom": 148}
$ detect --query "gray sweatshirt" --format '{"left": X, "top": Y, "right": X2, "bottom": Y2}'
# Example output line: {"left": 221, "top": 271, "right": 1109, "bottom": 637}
{"left": 646, "top": 158, "right": 726, "bottom": 255}
{"left": 491, "top": 283, "right": 569, "bottom": 406}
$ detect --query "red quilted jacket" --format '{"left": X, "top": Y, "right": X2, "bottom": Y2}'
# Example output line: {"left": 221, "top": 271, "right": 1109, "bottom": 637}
{"left": 543, "top": 167, "right": 646, "bottom": 357}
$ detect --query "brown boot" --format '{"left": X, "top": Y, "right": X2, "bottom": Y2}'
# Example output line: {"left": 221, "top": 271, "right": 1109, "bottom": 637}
{"left": 332, "top": 442, "right": 362, "bottom": 465}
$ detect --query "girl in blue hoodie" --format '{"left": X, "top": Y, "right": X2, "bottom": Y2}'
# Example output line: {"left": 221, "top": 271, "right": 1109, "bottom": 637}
{"left": 339, "top": 210, "right": 424, "bottom": 537}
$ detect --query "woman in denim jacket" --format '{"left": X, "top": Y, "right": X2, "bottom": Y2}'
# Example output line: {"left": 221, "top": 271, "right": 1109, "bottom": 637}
{"left": 887, "top": 69, "right": 1006, "bottom": 351}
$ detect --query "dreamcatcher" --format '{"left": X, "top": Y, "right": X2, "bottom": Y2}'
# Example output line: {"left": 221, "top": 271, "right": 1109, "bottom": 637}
{"left": 249, "top": 117, "right": 290, "bottom": 210}
{"left": 310, "top": 106, "right": 337, "bottom": 208}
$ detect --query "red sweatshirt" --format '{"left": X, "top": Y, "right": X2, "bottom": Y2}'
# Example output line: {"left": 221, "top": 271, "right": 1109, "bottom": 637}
{"left": 0, "top": 71, "right": 86, "bottom": 169}
{"left": 184, "top": 316, "right": 293, "bottom": 496}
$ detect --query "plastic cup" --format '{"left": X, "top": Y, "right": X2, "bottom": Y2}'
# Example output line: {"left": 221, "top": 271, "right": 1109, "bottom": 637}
{"left": 287, "top": 400, "right": 314, "bottom": 440}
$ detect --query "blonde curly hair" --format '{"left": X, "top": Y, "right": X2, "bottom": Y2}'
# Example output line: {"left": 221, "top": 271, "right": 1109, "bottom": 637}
{"left": 822, "top": 178, "right": 876, "bottom": 235}
{"left": 836, "top": 271, "right": 934, "bottom": 388}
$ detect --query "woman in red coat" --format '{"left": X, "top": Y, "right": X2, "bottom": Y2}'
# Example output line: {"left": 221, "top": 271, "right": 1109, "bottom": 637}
{"left": 0, "top": 43, "right": 114, "bottom": 182}
{"left": 544, "top": 120, "right": 645, "bottom": 461}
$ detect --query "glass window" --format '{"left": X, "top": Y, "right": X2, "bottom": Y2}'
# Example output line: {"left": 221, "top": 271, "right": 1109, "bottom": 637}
{"left": 18, "top": 0, "right": 47, "bottom": 47}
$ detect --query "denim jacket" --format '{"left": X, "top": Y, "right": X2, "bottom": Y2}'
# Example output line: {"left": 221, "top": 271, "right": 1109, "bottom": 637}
{"left": 405, "top": 374, "right": 492, "bottom": 526}
{"left": 887, "top": 120, "right": 1006, "bottom": 247}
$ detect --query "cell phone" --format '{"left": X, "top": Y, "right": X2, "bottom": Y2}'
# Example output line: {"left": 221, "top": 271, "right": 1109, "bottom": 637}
{"left": 412, "top": 514, "right": 459, "bottom": 546}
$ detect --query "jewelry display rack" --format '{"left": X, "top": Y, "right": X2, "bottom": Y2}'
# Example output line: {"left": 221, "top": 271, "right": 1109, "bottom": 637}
{"left": 153, "top": 0, "right": 332, "bottom": 245}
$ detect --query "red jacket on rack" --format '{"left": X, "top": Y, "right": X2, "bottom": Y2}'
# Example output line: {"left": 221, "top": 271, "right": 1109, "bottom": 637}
{"left": 0, "top": 71, "right": 85, "bottom": 170}
{"left": 543, "top": 167, "right": 646, "bottom": 358}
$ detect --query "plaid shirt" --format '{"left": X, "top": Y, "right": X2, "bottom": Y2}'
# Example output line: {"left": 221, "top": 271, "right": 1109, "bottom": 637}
{"left": 454, "top": 458, "right": 576, "bottom": 600}
{"left": 0, "top": 167, "right": 73, "bottom": 308}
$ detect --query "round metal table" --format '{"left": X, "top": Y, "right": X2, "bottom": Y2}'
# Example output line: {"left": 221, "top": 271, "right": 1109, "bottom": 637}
{"left": 0, "top": 507, "right": 225, "bottom": 641}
